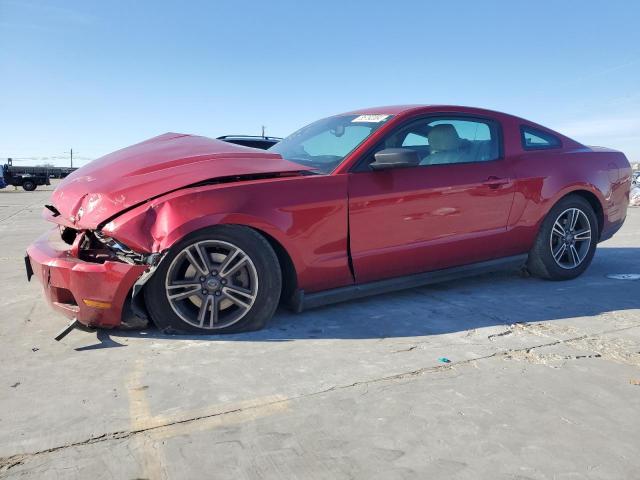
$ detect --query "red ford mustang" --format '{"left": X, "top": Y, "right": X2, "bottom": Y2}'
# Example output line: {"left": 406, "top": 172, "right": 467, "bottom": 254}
{"left": 26, "top": 105, "right": 632, "bottom": 335}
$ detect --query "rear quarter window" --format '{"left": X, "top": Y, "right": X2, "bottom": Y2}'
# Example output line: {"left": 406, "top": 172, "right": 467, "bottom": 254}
{"left": 521, "top": 126, "right": 562, "bottom": 150}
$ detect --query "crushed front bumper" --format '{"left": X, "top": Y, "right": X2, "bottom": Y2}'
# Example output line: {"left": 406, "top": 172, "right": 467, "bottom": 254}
{"left": 25, "top": 228, "right": 147, "bottom": 328}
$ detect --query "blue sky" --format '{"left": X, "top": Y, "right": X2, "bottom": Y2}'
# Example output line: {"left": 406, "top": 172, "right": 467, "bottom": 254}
{"left": 1, "top": 0, "right": 639, "bottom": 167}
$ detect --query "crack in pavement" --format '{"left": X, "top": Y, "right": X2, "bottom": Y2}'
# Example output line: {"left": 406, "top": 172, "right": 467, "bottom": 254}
{"left": 488, "top": 329, "right": 515, "bottom": 340}
{"left": 392, "top": 345, "right": 418, "bottom": 353}
{"left": 488, "top": 322, "right": 640, "bottom": 366}
{"left": 2, "top": 323, "right": 639, "bottom": 473}
{"left": 0, "top": 204, "right": 43, "bottom": 224}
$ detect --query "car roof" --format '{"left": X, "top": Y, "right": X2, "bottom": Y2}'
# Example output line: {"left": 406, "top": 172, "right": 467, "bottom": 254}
{"left": 340, "top": 104, "right": 517, "bottom": 118}
{"left": 341, "top": 105, "right": 427, "bottom": 115}
{"left": 338, "top": 105, "right": 579, "bottom": 143}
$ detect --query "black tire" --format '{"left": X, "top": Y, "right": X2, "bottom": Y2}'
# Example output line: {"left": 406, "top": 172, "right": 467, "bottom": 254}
{"left": 145, "top": 225, "right": 282, "bottom": 334}
{"left": 22, "top": 181, "right": 36, "bottom": 191}
{"left": 527, "top": 195, "right": 599, "bottom": 280}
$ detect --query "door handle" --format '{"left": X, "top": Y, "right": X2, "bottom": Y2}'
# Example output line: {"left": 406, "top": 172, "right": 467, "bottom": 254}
{"left": 483, "top": 176, "right": 509, "bottom": 188}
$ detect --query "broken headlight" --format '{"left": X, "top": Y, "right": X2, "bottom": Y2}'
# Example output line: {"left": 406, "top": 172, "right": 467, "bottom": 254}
{"left": 92, "top": 231, "right": 146, "bottom": 264}
{"left": 76, "top": 231, "right": 163, "bottom": 266}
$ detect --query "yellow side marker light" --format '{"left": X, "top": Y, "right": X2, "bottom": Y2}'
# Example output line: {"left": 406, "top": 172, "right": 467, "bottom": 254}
{"left": 83, "top": 299, "right": 112, "bottom": 309}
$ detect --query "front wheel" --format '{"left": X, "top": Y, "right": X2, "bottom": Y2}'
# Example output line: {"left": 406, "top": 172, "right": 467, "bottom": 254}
{"left": 145, "top": 225, "right": 282, "bottom": 334}
{"left": 527, "top": 195, "right": 598, "bottom": 280}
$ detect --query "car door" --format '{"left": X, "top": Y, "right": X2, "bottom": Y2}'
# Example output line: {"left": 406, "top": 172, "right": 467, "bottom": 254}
{"left": 348, "top": 115, "right": 516, "bottom": 283}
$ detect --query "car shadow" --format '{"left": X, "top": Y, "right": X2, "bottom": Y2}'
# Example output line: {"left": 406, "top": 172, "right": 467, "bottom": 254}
{"left": 84, "top": 246, "right": 640, "bottom": 346}
{"left": 74, "top": 330, "right": 127, "bottom": 351}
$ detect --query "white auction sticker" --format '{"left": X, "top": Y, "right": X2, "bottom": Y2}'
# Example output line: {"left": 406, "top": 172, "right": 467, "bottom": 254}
{"left": 351, "top": 114, "right": 390, "bottom": 123}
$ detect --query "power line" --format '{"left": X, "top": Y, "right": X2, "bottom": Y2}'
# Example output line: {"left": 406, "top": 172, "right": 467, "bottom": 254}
{"left": 2, "top": 153, "right": 95, "bottom": 166}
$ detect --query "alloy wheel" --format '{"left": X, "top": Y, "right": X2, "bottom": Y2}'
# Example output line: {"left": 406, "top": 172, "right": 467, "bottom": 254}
{"left": 549, "top": 208, "right": 592, "bottom": 269}
{"left": 165, "top": 240, "right": 258, "bottom": 329}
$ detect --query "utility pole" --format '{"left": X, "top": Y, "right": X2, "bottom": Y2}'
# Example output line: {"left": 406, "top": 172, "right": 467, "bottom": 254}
{"left": 70, "top": 148, "right": 73, "bottom": 168}
{"left": 261, "top": 126, "right": 266, "bottom": 138}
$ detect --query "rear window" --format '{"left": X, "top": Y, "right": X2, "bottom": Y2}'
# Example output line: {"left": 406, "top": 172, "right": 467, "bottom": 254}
{"left": 521, "top": 126, "right": 561, "bottom": 150}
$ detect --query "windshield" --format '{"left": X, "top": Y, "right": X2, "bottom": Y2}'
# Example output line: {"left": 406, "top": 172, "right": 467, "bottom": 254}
{"left": 269, "top": 114, "right": 393, "bottom": 174}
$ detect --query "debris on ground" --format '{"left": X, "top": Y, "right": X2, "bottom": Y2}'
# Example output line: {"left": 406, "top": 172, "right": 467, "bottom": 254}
{"left": 606, "top": 273, "right": 640, "bottom": 280}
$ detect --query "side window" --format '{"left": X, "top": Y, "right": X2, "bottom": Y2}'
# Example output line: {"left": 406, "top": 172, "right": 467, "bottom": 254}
{"left": 375, "top": 117, "right": 501, "bottom": 167}
{"left": 521, "top": 126, "right": 561, "bottom": 150}
{"left": 401, "top": 133, "right": 428, "bottom": 147}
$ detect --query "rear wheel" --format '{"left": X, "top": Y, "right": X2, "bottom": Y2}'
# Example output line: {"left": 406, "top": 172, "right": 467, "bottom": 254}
{"left": 145, "top": 225, "right": 282, "bottom": 334}
{"left": 22, "top": 181, "right": 36, "bottom": 191}
{"left": 527, "top": 195, "right": 598, "bottom": 280}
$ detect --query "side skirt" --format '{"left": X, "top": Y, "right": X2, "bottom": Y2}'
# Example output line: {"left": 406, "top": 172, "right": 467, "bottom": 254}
{"left": 289, "top": 254, "right": 528, "bottom": 312}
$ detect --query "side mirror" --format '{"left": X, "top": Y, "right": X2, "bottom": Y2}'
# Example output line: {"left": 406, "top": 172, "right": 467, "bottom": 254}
{"left": 370, "top": 148, "right": 420, "bottom": 171}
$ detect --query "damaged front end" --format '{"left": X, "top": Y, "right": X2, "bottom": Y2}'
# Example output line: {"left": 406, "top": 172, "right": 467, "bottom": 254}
{"left": 26, "top": 132, "right": 313, "bottom": 334}
{"left": 76, "top": 227, "right": 168, "bottom": 325}
{"left": 88, "top": 230, "right": 166, "bottom": 325}
{"left": 26, "top": 225, "right": 165, "bottom": 331}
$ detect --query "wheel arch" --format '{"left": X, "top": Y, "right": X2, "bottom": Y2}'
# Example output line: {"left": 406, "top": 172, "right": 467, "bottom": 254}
{"left": 149, "top": 220, "right": 301, "bottom": 306}
{"left": 554, "top": 189, "right": 604, "bottom": 239}
{"left": 526, "top": 187, "right": 602, "bottom": 280}
{"left": 246, "top": 227, "right": 298, "bottom": 304}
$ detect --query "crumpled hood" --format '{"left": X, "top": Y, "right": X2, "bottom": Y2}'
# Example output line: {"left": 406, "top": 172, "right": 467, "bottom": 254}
{"left": 48, "top": 133, "right": 309, "bottom": 229}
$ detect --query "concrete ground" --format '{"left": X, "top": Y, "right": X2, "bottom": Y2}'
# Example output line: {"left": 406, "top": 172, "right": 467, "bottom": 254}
{"left": 0, "top": 182, "right": 639, "bottom": 479}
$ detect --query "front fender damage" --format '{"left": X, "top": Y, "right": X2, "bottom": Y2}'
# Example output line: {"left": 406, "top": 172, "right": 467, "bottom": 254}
{"left": 98, "top": 174, "right": 308, "bottom": 327}
{"left": 102, "top": 203, "right": 170, "bottom": 254}
{"left": 100, "top": 172, "right": 305, "bottom": 254}
{"left": 100, "top": 191, "right": 221, "bottom": 328}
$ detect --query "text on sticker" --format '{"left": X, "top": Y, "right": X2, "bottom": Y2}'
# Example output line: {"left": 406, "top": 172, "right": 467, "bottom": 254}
{"left": 351, "top": 114, "right": 390, "bottom": 123}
